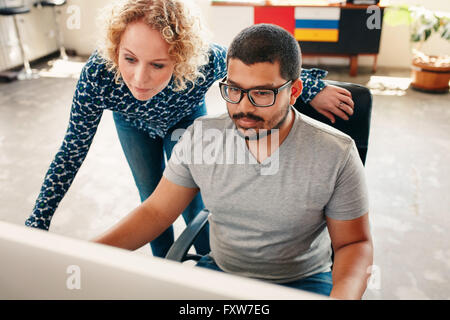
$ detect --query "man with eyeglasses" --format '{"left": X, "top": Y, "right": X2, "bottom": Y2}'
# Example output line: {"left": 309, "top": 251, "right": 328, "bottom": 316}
{"left": 94, "top": 24, "right": 373, "bottom": 299}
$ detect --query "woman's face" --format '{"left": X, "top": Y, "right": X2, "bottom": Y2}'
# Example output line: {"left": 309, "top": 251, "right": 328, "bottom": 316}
{"left": 118, "top": 20, "right": 176, "bottom": 101}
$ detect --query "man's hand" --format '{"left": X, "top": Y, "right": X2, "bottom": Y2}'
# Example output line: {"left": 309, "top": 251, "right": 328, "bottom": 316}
{"left": 92, "top": 177, "right": 199, "bottom": 251}
{"left": 309, "top": 85, "right": 355, "bottom": 124}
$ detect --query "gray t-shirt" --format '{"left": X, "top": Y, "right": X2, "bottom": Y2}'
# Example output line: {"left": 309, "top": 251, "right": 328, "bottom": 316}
{"left": 163, "top": 108, "right": 369, "bottom": 283}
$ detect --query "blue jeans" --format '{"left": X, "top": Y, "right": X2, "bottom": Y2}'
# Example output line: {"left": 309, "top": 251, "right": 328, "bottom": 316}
{"left": 113, "top": 103, "right": 209, "bottom": 258}
{"left": 195, "top": 255, "right": 333, "bottom": 297}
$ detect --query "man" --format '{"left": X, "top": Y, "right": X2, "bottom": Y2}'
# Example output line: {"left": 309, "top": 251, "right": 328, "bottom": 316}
{"left": 94, "top": 24, "right": 373, "bottom": 299}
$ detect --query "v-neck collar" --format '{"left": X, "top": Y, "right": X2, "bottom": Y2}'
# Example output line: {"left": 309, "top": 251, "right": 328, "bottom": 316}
{"left": 236, "top": 108, "right": 300, "bottom": 167}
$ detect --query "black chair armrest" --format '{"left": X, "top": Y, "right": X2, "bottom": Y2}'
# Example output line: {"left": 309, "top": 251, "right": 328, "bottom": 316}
{"left": 34, "top": 0, "right": 66, "bottom": 7}
{"left": 165, "top": 209, "right": 210, "bottom": 262}
{"left": 0, "top": 6, "right": 30, "bottom": 15}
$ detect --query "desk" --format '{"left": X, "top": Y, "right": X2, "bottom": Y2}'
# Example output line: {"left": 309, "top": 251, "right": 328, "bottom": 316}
{"left": 0, "top": 220, "right": 325, "bottom": 299}
{"left": 212, "top": 1, "right": 388, "bottom": 76}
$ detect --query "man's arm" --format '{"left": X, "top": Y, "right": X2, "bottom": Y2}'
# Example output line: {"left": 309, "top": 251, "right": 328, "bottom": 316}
{"left": 326, "top": 213, "right": 373, "bottom": 300}
{"left": 93, "top": 177, "right": 199, "bottom": 251}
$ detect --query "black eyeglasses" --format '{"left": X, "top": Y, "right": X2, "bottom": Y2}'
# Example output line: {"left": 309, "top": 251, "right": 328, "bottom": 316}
{"left": 219, "top": 77, "right": 292, "bottom": 107}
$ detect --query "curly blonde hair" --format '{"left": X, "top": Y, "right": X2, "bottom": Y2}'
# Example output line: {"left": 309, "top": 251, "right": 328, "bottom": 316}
{"left": 97, "top": 0, "right": 210, "bottom": 91}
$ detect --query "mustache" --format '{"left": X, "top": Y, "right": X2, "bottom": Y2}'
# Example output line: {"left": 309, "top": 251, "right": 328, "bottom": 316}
{"left": 232, "top": 112, "right": 264, "bottom": 122}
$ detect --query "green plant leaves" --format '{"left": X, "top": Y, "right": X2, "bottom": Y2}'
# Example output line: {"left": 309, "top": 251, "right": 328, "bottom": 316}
{"left": 384, "top": 5, "right": 450, "bottom": 43}
{"left": 384, "top": 6, "right": 412, "bottom": 26}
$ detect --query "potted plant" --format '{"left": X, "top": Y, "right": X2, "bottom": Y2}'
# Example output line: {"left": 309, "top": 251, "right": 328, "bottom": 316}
{"left": 384, "top": 5, "right": 450, "bottom": 93}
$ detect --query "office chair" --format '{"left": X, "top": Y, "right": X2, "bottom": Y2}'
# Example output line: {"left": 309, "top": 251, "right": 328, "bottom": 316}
{"left": 165, "top": 79, "right": 373, "bottom": 263}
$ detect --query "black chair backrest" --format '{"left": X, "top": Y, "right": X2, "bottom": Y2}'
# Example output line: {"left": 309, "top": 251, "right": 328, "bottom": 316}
{"left": 292, "top": 80, "right": 373, "bottom": 165}
{"left": 293, "top": 80, "right": 372, "bottom": 264}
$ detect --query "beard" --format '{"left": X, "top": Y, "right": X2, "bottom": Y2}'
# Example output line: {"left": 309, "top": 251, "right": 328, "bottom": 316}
{"left": 229, "top": 103, "right": 292, "bottom": 141}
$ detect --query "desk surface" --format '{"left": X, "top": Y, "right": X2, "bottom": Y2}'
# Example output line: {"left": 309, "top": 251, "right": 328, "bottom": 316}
{"left": 0, "top": 220, "right": 325, "bottom": 299}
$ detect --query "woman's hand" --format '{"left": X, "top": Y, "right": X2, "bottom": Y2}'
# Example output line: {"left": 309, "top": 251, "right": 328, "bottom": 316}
{"left": 309, "top": 84, "right": 355, "bottom": 124}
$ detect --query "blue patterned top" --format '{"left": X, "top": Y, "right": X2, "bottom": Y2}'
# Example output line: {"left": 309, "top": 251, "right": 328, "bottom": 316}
{"left": 26, "top": 43, "right": 328, "bottom": 230}
{"left": 299, "top": 68, "right": 327, "bottom": 103}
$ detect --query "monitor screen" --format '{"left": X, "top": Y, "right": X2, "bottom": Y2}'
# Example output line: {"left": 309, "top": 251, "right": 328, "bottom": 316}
{"left": 0, "top": 221, "right": 324, "bottom": 300}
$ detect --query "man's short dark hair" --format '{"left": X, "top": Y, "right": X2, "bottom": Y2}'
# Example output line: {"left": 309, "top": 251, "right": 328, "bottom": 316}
{"left": 227, "top": 23, "right": 302, "bottom": 81}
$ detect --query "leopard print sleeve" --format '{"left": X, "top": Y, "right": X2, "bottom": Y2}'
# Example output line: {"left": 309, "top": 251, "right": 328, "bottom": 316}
{"left": 299, "top": 68, "right": 328, "bottom": 104}
{"left": 25, "top": 53, "right": 104, "bottom": 230}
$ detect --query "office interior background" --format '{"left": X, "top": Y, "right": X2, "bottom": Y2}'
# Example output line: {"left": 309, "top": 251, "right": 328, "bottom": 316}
{"left": 0, "top": 0, "right": 449, "bottom": 299}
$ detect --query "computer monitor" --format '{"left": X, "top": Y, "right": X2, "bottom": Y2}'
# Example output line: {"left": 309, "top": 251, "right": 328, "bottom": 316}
{"left": 0, "top": 220, "right": 324, "bottom": 300}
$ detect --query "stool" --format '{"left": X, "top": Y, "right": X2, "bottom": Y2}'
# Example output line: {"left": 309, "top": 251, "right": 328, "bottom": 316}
{"left": 34, "top": 0, "right": 68, "bottom": 60}
{"left": 0, "top": 5, "right": 39, "bottom": 80}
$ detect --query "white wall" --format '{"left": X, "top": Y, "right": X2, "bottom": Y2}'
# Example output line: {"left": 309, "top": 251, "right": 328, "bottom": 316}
{"left": 195, "top": 0, "right": 254, "bottom": 48}
{"left": 59, "top": 0, "right": 253, "bottom": 56}
{"left": 0, "top": 0, "right": 58, "bottom": 71}
{"left": 42, "top": 0, "right": 450, "bottom": 68}
{"left": 60, "top": 0, "right": 110, "bottom": 56}
{"left": 375, "top": 0, "right": 450, "bottom": 68}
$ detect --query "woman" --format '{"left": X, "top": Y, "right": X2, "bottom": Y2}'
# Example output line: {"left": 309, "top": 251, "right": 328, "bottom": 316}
{"left": 25, "top": 0, "right": 354, "bottom": 258}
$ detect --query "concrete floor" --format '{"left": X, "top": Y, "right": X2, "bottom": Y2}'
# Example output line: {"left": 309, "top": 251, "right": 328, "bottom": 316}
{"left": 0, "top": 58, "right": 449, "bottom": 300}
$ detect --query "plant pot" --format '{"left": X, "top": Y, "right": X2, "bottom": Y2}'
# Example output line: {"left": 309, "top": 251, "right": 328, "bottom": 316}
{"left": 410, "top": 57, "right": 450, "bottom": 93}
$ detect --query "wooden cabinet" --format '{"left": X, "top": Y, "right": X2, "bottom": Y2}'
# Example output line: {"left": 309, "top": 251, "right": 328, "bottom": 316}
{"left": 212, "top": 1, "right": 387, "bottom": 76}
{"left": 292, "top": 5, "right": 384, "bottom": 76}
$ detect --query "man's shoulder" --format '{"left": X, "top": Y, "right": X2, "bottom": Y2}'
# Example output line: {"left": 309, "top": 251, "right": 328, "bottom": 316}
{"left": 294, "top": 110, "right": 354, "bottom": 152}
{"left": 298, "top": 111, "right": 352, "bottom": 140}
